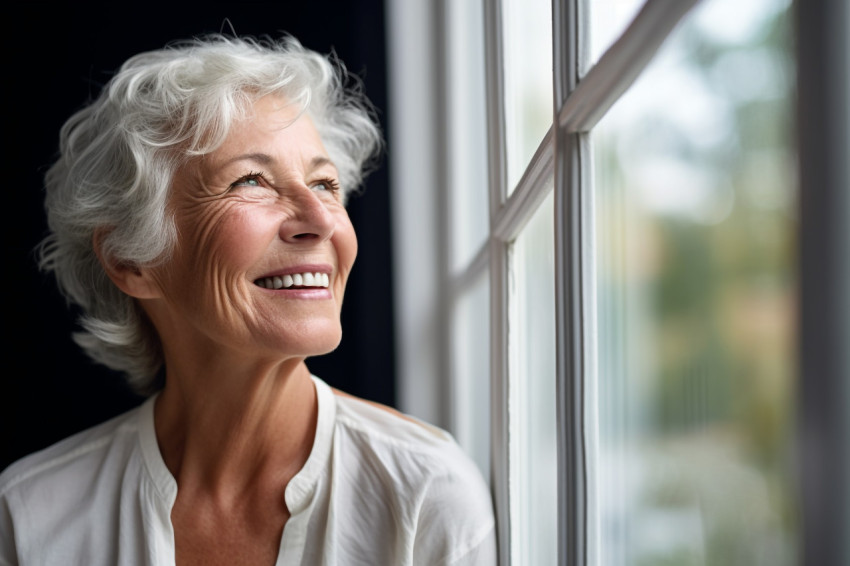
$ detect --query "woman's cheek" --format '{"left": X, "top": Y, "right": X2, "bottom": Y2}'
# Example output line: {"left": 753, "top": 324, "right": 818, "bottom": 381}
{"left": 204, "top": 205, "right": 277, "bottom": 272}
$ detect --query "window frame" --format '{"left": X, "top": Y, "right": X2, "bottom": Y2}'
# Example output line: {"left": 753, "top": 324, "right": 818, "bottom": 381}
{"left": 795, "top": 0, "right": 850, "bottom": 564}
{"left": 385, "top": 0, "right": 849, "bottom": 564}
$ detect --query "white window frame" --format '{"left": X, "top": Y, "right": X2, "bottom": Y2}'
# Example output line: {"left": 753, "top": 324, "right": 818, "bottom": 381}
{"left": 386, "top": 0, "right": 849, "bottom": 564}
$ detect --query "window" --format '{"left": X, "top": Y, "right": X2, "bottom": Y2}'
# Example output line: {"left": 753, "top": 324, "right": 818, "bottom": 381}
{"left": 386, "top": 0, "right": 848, "bottom": 564}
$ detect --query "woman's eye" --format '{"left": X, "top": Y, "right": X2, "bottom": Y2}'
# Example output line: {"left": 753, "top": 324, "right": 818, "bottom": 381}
{"left": 230, "top": 173, "right": 265, "bottom": 190}
{"left": 313, "top": 179, "right": 341, "bottom": 192}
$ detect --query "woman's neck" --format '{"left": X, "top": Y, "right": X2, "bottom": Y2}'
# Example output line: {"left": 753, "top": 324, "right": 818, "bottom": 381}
{"left": 152, "top": 356, "right": 318, "bottom": 502}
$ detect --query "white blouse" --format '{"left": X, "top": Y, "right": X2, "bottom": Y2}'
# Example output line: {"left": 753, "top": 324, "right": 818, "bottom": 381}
{"left": 0, "top": 376, "right": 496, "bottom": 565}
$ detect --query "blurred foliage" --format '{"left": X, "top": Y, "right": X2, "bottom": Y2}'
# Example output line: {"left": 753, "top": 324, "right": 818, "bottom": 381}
{"left": 594, "top": 0, "right": 799, "bottom": 564}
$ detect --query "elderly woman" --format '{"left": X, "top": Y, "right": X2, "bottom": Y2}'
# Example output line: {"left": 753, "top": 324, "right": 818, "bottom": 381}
{"left": 0, "top": 34, "right": 495, "bottom": 565}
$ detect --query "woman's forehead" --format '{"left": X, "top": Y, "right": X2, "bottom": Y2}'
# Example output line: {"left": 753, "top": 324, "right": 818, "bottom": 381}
{"left": 176, "top": 116, "right": 335, "bottom": 188}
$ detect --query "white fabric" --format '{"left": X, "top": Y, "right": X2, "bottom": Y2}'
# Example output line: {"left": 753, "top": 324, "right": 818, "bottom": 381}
{"left": 0, "top": 376, "right": 496, "bottom": 565}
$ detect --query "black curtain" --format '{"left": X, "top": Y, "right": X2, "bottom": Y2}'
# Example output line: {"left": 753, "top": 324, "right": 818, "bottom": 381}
{"left": 2, "top": 2, "right": 395, "bottom": 470}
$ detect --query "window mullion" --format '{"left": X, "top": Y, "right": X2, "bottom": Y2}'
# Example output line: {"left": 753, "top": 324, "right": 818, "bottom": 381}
{"left": 485, "top": 0, "right": 509, "bottom": 215}
{"left": 488, "top": 236, "right": 511, "bottom": 566}
{"left": 553, "top": 1, "right": 586, "bottom": 566}
{"left": 483, "top": 0, "right": 512, "bottom": 564}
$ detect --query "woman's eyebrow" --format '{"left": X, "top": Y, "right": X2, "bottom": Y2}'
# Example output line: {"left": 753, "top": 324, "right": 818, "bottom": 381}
{"left": 217, "top": 154, "right": 336, "bottom": 172}
{"left": 309, "top": 156, "right": 337, "bottom": 172}
{"left": 219, "top": 152, "right": 274, "bottom": 168}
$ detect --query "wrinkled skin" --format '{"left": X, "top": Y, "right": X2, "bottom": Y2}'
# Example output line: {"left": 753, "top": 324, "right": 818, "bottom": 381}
{"left": 140, "top": 95, "right": 357, "bottom": 367}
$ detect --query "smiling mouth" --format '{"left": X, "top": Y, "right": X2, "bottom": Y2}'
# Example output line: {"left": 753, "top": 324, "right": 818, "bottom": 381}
{"left": 255, "top": 272, "right": 331, "bottom": 290}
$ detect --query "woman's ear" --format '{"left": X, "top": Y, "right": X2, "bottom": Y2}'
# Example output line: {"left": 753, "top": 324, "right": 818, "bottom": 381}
{"left": 93, "top": 229, "right": 162, "bottom": 299}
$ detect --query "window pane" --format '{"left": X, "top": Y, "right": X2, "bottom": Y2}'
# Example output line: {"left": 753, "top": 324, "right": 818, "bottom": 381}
{"left": 589, "top": 0, "right": 646, "bottom": 64}
{"left": 451, "top": 272, "right": 491, "bottom": 480}
{"left": 510, "top": 188, "right": 557, "bottom": 564}
{"left": 502, "top": 0, "right": 553, "bottom": 194}
{"left": 447, "top": 0, "right": 489, "bottom": 272}
{"left": 592, "top": 0, "right": 799, "bottom": 564}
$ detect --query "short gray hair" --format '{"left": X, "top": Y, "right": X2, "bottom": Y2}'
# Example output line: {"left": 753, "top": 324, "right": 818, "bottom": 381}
{"left": 39, "top": 34, "right": 383, "bottom": 394}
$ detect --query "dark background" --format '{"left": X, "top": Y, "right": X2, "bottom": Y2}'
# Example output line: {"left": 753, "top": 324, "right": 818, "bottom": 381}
{"left": 2, "top": 3, "right": 396, "bottom": 470}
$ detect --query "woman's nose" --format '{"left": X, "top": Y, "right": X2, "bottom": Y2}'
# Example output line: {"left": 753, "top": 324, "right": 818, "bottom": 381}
{"left": 279, "top": 187, "right": 336, "bottom": 243}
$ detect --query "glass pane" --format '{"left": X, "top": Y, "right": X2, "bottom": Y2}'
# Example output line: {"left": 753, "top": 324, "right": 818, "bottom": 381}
{"left": 451, "top": 271, "right": 491, "bottom": 481}
{"left": 592, "top": 0, "right": 799, "bottom": 564}
{"left": 589, "top": 0, "right": 646, "bottom": 64}
{"left": 510, "top": 188, "right": 557, "bottom": 564}
{"left": 447, "top": 0, "right": 489, "bottom": 272}
{"left": 502, "top": 0, "right": 553, "bottom": 194}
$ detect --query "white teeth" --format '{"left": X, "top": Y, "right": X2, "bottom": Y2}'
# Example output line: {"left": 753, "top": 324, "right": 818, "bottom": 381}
{"left": 255, "top": 272, "right": 331, "bottom": 289}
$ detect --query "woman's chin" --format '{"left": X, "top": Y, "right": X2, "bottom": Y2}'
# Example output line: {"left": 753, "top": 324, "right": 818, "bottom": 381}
{"left": 302, "top": 334, "right": 343, "bottom": 358}
{"left": 264, "top": 325, "right": 343, "bottom": 359}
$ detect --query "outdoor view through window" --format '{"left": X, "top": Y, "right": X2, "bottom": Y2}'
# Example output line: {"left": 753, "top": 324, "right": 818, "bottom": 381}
{"left": 591, "top": 0, "right": 799, "bottom": 564}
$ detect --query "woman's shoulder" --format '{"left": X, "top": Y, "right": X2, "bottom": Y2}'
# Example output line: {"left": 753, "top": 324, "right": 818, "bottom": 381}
{"left": 323, "top": 380, "right": 486, "bottom": 484}
{"left": 0, "top": 401, "right": 148, "bottom": 500}
{"left": 333, "top": 389, "right": 471, "bottom": 471}
{"left": 0, "top": 399, "right": 169, "bottom": 565}
{"left": 330, "top": 386, "right": 454, "bottom": 447}
{"left": 322, "top": 385, "right": 497, "bottom": 564}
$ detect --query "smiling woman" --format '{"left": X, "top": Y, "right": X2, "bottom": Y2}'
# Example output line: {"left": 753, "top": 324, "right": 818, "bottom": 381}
{"left": 0, "top": 35, "right": 495, "bottom": 566}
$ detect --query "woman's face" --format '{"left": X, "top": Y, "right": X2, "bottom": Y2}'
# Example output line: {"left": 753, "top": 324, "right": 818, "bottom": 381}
{"left": 142, "top": 95, "right": 357, "bottom": 362}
